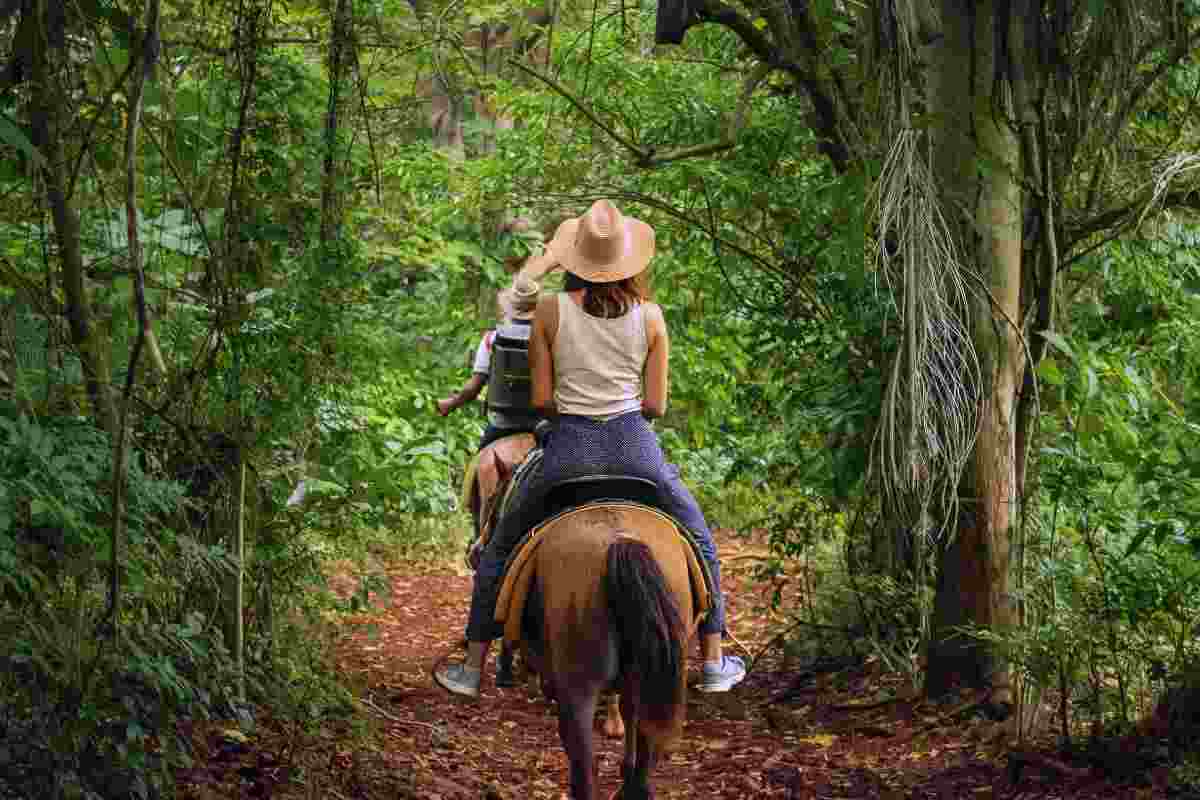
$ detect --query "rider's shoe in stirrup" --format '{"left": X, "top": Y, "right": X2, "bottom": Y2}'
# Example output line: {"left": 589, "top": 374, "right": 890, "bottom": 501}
{"left": 696, "top": 655, "right": 746, "bottom": 693}
{"left": 435, "top": 662, "right": 481, "bottom": 698}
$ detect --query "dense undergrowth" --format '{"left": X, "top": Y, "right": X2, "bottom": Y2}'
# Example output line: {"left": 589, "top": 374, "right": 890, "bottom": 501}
{"left": 0, "top": 415, "right": 360, "bottom": 799}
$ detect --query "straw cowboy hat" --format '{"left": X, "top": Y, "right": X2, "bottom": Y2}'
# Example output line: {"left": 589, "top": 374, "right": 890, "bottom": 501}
{"left": 522, "top": 200, "right": 655, "bottom": 283}
{"left": 500, "top": 275, "right": 540, "bottom": 320}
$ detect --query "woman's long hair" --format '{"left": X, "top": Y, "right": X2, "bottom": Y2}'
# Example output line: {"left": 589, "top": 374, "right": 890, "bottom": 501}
{"left": 563, "top": 271, "right": 651, "bottom": 318}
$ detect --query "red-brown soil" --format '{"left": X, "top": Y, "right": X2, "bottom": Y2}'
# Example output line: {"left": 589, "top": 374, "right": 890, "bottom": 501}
{"left": 178, "top": 528, "right": 1178, "bottom": 800}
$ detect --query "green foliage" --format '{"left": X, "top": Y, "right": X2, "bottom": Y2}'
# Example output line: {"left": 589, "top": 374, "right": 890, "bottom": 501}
{"left": 0, "top": 414, "right": 208, "bottom": 799}
{"left": 0, "top": 414, "right": 183, "bottom": 595}
{"left": 1170, "top": 755, "right": 1200, "bottom": 796}
{"left": 0, "top": 411, "right": 369, "bottom": 798}
{"left": 972, "top": 228, "right": 1200, "bottom": 736}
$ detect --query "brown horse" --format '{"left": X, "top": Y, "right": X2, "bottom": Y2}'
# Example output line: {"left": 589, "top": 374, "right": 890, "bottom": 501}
{"left": 509, "top": 502, "right": 696, "bottom": 800}
{"left": 471, "top": 447, "right": 626, "bottom": 735}
{"left": 466, "top": 436, "right": 537, "bottom": 685}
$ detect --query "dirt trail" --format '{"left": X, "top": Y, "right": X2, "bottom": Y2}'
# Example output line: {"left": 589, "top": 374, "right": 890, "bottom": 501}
{"left": 180, "top": 528, "right": 1168, "bottom": 799}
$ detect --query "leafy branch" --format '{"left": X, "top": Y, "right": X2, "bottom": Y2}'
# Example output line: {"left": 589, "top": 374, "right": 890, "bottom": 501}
{"left": 509, "top": 57, "right": 769, "bottom": 169}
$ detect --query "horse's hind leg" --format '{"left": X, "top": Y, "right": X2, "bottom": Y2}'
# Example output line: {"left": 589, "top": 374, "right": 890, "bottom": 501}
{"left": 626, "top": 731, "right": 657, "bottom": 800}
{"left": 557, "top": 693, "right": 599, "bottom": 800}
{"left": 613, "top": 691, "right": 653, "bottom": 800}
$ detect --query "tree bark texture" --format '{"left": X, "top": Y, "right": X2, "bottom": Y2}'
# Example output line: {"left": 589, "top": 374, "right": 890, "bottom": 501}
{"left": 925, "top": 0, "right": 1021, "bottom": 705}
{"left": 26, "top": 0, "right": 118, "bottom": 435}
{"left": 320, "top": 0, "right": 352, "bottom": 246}
{"left": 221, "top": 0, "right": 265, "bottom": 288}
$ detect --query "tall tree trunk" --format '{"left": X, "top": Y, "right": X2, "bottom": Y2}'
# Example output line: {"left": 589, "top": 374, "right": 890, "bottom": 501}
{"left": 320, "top": 0, "right": 352, "bottom": 246}
{"left": 925, "top": 0, "right": 1021, "bottom": 708}
{"left": 426, "top": 75, "right": 464, "bottom": 156}
{"left": 221, "top": 0, "right": 264, "bottom": 290}
{"left": 26, "top": 0, "right": 117, "bottom": 434}
{"left": 107, "top": 0, "right": 158, "bottom": 640}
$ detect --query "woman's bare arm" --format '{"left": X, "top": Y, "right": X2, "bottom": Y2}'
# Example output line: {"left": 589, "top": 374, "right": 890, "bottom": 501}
{"left": 530, "top": 294, "right": 558, "bottom": 418}
{"left": 642, "top": 303, "right": 669, "bottom": 419}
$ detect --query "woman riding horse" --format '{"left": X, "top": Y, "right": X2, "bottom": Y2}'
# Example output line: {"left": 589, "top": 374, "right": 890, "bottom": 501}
{"left": 435, "top": 199, "right": 745, "bottom": 698}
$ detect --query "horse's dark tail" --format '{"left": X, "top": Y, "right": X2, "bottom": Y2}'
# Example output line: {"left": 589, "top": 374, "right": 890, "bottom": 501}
{"left": 605, "top": 538, "right": 686, "bottom": 733}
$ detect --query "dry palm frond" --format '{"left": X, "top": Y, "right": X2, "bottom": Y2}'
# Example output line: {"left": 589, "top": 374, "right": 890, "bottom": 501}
{"left": 867, "top": 128, "right": 981, "bottom": 543}
{"left": 863, "top": 0, "right": 979, "bottom": 544}
{"left": 1138, "top": 153, "right": 1200, "bottom": 228}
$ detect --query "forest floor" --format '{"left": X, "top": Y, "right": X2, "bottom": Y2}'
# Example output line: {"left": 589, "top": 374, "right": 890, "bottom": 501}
{"left": 178, "top": 528, "right": 1179, "bottom": 800}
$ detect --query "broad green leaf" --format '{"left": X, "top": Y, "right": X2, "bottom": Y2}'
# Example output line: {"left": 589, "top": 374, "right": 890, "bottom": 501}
{"left": 0, "top": 116, "right": 44, "bottom": 167}
{"left": 1037, "top": 357, "right": 1064, "bottom": 386}
{"left": 1084, "top": 366, "right": 1099, "bottom": 401}
{"left": 306, "top": 478, "right": 347, "bottom": 496}
{"left": 1108, "top": 420, "right": 1138, "bottom": 452}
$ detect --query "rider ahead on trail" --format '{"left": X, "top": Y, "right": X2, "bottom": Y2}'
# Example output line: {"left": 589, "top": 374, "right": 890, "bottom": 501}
{"left": 436, "top": 280, "right": 540, "bottom": 451}
{"left": 434, "top": 199, "right": 745, "bottom": 698}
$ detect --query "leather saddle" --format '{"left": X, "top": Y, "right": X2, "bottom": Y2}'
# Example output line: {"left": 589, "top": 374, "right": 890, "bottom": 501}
{"left": 543, "top": 474, "right": 662, "bottom": 516}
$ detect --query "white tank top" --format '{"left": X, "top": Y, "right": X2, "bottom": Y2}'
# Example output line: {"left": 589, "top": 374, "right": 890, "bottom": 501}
{"left": 553, "top": 292, "right": 647, "bottom": 419}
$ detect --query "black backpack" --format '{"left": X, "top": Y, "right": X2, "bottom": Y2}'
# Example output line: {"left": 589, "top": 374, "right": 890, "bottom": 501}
{"left": 486, "top": 320, "right": 535, "bottom": 417}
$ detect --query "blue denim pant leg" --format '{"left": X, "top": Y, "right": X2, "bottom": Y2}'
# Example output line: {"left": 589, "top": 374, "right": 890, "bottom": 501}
{"left": 465, "top": 545, "right": 506, "bottom": 642}
{"left": 465, "top": 462, "right": 547, "bottom": 642}
{"left": 659, "top": 463, "right": 726, "bottom": 636}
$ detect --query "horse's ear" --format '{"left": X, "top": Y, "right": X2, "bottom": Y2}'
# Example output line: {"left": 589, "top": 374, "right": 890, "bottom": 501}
{"left": 492, "top": 450, "right": 511, "bottom": 483}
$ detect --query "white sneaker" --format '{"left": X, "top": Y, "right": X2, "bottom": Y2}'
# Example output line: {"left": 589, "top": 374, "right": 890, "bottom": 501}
{"left": 435, "top": 663, "right": 481, "bottom": 698}
{"left": 696, "top": 656, "right": 746, "bottom": 693}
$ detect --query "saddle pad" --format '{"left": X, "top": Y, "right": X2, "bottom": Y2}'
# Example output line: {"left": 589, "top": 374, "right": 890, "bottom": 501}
{"left": 495, "top": 502, "right": 712, "bottom": 647}
{"left": 498, "top": 447, "right": 543, "bottom": 521}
